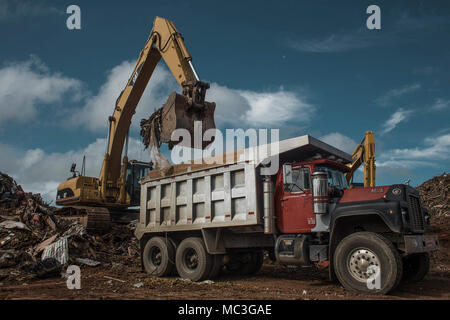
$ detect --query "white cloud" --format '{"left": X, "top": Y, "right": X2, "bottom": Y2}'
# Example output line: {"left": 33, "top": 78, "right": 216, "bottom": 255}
{"left": 381, "top": 108, "right": 413, "bottom": 134}
{"left": 288, "top": 14, "right": 450, "bottom": 54}
{"left": 69, "top": 61, "right": 178, "bottom": 132}
{"left": 412, "top": 66, "right": 436, "bottom": 76}
{"left": 0, "top": 137, "right": 150, "bottom": 203}
{"left": 377, "top": 133, "right": 450, "bottom": 168}
{"left": 431, "top": 98, "right": 450, "bottom": 111}
{"left": 0, "top": 0, "right": 60, "bottom": 21}
{"left": 319, "top": 132, "right": 357, "bottom": 154}
{"left": 287, "top": 30, "right": 380, "bottom": 53}
{"left": 0, "top": 56, "right": 83, "bottom": 125}
{"left": 207, "top": 83, "right": 314, "bottom": 128}
{"left": 376, "top": 84, "right": 421, "bottom": 107}
{"left": 0, "top": 55, "right": 315, "bottom": 134}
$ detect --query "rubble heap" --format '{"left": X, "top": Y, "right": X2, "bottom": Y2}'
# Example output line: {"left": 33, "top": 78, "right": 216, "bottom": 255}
{"left": 417, "top": 173, "right": 449, "bottom": 217}
{"left": 0, "top": 171, "right": 138, "bottom": 282}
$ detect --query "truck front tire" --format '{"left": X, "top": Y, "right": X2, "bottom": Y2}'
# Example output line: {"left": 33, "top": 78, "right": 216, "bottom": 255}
{"left": 175, "top": 237, "right": 213, "bottom": 282}
{"left": 402, "top": 253, "right": 430, "bottom": 283}
{"left": 142, "top": 237, "right": 175, "bottom": 277}
{"left": 333, "top": 232, "right": 403, "bottom": 294}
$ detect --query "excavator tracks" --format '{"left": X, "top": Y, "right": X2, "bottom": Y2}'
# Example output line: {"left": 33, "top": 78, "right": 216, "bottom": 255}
{"left": 54, "top": 206, "right": 111, "bottom": 234}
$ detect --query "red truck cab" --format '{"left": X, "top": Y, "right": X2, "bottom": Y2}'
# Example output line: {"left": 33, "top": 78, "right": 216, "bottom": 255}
{"left": 276, "top": 159, "right": 350, "bottom": 233}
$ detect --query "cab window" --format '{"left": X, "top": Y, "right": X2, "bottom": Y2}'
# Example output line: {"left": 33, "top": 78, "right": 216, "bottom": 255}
{"left": 316, "top": 165, "right": 349, "bottom": 189}
{"left": 284, "top": 167, "right": 311, "bottom": 192}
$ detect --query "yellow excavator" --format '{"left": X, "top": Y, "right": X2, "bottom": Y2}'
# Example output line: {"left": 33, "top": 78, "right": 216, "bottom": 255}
{"left": 55, "top": 17, "right": 216, "bottom": 232}
{"left": 345, "top": 130, "right": 376, "bottom": 188}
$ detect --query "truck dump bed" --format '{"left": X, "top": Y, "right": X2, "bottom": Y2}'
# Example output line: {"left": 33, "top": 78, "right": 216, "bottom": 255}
{"left": 135, "top": 135, "right": 351, "bottom": 239}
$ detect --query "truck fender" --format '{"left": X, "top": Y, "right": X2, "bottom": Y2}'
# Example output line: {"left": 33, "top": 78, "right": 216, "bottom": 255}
{"left": 328, "top": 211, "right": 399, "bottom": 281}
{"left": 201, "top": 228, "right": 227, "bottom": 254}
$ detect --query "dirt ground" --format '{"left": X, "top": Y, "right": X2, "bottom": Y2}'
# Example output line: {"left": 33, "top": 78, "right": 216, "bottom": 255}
{"left": 0, "top": 214, "right": 448, "bottom": 300}
{"left": 0, "top": 258, "right": 448, "bottom": 300}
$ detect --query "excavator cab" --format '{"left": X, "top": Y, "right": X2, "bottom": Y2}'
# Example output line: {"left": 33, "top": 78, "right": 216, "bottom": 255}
{"left": 125, "top": 160, "right": 153, "bottom": 205}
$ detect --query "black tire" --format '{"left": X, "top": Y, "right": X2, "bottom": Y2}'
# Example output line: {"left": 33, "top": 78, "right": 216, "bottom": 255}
{"left": 226, "top": 251, "right": 264, "bottom": 275}
{"left": 142, "top": 237, "right": 175, "bottom": 277}
{"left": 176, "top": 237, "right": 213, "bottom": 282}
{"left": 333, "top": 232, "right": 403, "bottom": 294}
{"left": 240, "top": 251, "right": 264, "bottom": 275}
{"left": 224, "top": 254, "right": 242, "bottom": 274}
{"left": 402, "top": 253, "right": 430, "bottom": 283}
{"left": 251, "top": 251, "right": 264, "bottom": 274}
{"left": 208, "top": 254, "right": 224, "bottom": 279}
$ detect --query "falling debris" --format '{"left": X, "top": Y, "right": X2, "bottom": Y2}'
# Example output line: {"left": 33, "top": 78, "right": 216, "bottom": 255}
{"left": 140, "top": 112, "right": 171, "bottom": 170}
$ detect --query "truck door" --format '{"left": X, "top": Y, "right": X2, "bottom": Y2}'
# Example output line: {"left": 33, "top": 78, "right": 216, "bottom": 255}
{"left": 277, "top": 166, "right": 315, "bottom": 233}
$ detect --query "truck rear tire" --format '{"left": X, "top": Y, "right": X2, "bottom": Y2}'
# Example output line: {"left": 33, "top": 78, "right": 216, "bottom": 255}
{"left": 225, "top": 251, "right": 264, "bottom": 275}
{"left": 402, "top": 253, "right": 430, "bottom": 283}
{"left": 209, "top": 254, "right": 224, "bottom": 279}
{"left": 142, "top": 237, "right": 175, "bottom": 277}
{"left": 333, "top": 232, "right": 403, "bottom": 294}
{"left": 240, "top": 251, "right": 264, "bottom": 275}
{"left": 176, "top": 237, "right": 213, "bottom": 282}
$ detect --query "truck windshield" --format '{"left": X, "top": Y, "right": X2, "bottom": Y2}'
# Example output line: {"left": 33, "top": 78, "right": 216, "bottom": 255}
{"left": 316, "top": 166, "right": 349, "bottom": 189}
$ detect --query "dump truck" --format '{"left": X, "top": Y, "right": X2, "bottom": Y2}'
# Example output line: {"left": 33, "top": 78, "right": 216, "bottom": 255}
{"left": 135, "top": 135, "right": 439, "bottom": 294}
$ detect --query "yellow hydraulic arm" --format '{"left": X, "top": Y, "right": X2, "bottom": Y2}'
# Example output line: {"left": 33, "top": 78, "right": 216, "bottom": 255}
{"left": 99, "top": 16, "right": 213, "bottom": 202}
{"left": 345, "top": 131, "right": 375, "bottom": 188}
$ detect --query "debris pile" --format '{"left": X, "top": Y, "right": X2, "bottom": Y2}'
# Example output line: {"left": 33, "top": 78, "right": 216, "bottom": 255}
{"left": 417, "top": 173, "right": 449, "bottom": 217}
{"left": 0, "top": 171, "right": 138, "bottom": 282}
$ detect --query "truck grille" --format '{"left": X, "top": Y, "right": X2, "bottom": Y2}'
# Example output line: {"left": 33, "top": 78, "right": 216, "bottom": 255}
{"left": 408, "top": 195, "right": 425, "bottom": 232}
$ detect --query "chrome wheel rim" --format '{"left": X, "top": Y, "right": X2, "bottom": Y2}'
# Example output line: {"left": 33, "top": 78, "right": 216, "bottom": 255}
{"left": 347, "top": 248, "right": 380, "bottom": 282}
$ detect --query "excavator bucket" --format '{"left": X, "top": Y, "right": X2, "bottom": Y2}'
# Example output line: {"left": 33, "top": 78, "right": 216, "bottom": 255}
{"left": 141, "top": 91, "right": 216, "bottom": 150}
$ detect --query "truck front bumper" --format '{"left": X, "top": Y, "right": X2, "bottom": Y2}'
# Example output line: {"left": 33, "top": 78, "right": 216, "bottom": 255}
{"left": 404, "top": 234, "right": 440, "bottom": 254}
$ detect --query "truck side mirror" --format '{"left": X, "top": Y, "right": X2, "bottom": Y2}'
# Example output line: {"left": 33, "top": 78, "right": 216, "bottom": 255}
{"left": 282, "top": 164, "right": 293, "bottom": 185}
{"left": 70, "top": 163, "right": 76, "bottom": 173}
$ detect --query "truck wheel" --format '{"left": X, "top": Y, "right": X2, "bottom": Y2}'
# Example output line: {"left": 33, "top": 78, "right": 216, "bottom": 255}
{"left": 224, "top": 254, "right": 242, "bottom": 274}
{"left": 252, "top": 250, "right": 264, "bottom": 274}
{"left": 209, "top": 254, "right": 224, "bottom": 279}
{"left": 142, "top": 237, "right": 175, "bottom": 277}
{"left": 333, "top": 232, "right": 402, "bottom": 294}
{"left": 240, "top": 251, "right": 264, "bottom": 275}
{"left": 176, "top": 237, "right": 213, "bottom": 282}
{"left": 227, "top": 251, "right": 264, "bottom": 275}
{"left": 402, "top": 253, "right": 430, "bottom": 283}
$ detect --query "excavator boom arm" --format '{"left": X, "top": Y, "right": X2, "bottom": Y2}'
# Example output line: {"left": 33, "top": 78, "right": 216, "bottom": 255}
{"left": 345, "top": 131, "right": 375, "bottom": 188}
{"left": 99, "top": 17, "right": 213, "bottom": 200}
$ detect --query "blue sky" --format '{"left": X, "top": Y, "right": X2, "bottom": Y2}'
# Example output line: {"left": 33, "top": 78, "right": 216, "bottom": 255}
{"left": 0, "top": 0, "right": 449, "bottom": 201}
